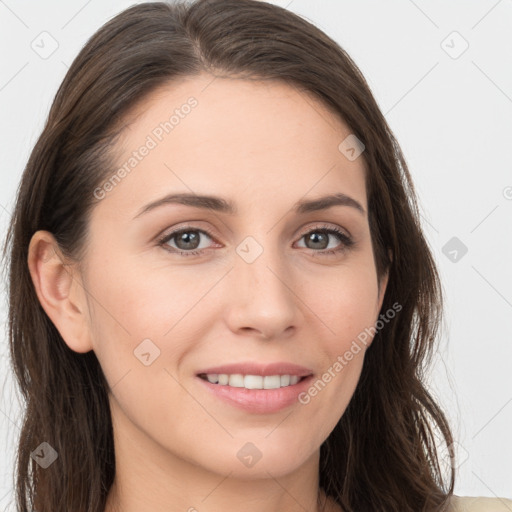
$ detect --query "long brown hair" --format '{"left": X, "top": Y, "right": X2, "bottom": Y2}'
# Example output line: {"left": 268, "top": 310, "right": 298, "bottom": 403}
{"left": 2, "top": 1, "right": 456, "bottom": 510}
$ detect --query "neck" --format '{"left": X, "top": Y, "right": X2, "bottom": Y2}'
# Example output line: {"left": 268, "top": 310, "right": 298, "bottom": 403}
{"left": 105, "top": 480, "right": 339, "bottom": 512}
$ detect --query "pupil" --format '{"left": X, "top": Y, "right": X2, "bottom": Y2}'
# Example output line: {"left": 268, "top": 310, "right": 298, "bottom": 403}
{"left": 308, "top": 232, "right": 327, "bottom": 249}
{"left": 177, "top": 232, "right": 199, "bottom": 250}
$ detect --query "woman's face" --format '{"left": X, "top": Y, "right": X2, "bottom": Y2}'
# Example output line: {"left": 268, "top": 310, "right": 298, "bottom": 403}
{"left": 72, "top": 75, "right": 388, "bottom": 479}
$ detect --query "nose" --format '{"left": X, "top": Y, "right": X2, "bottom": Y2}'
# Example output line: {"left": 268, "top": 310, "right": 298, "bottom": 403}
{"left": 224, "top": 244, "right": 302, "bottom": 340}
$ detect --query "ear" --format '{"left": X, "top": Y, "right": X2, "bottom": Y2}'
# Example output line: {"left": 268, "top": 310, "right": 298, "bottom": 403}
{"left": 378, "top": 249, "right": 393, "bottom": 309}
{"left": 377, "top": 268, "right": 389, "bottom": 313}
{"left": 376, "top": 249, "right": 393, "bottom": 311}
{"left": 27, "top": 230, "right": 93, "bottom": 353}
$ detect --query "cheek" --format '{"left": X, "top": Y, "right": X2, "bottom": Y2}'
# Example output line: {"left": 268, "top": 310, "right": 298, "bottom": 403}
{"left": 85, "top": 254, "right": 220, "bottom": 383}
{"left": 84, "top": 258, "right": 199, "bottom": 431}
{"left": 295, "top": 259, "right": 380, "bottom": 413}
{"left": 303, "top": 263, "right": 381, "bottom": 347}
{"left": 88, "top": 253, "right": 212, "bottom": 334}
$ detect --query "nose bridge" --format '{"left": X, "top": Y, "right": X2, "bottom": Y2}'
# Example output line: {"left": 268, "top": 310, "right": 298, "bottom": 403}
{"left": 235, "top": 232, "right": 288, "bottom": 297}
{"left": 227, "top": 231, "right": 299, "bottom": 336}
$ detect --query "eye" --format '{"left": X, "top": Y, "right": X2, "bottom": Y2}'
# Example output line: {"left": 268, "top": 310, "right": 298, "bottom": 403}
{"left": 295, "top": 224, "right": 354, "bottom": 256}
{"left": 157, "top": 226, "right": 218, "bottom": 257}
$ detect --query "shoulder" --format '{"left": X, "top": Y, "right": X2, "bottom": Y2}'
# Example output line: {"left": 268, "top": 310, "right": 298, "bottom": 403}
{"left": 446, "top": 495, "right": 512, "bottom": 511}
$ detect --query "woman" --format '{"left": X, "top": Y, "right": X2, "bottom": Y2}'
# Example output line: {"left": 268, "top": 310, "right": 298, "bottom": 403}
{"left": 3, "top": 1, "right": 511, "bottom": 511}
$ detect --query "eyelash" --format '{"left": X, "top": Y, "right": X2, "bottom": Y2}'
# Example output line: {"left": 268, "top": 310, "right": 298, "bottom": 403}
{"left": 157, "top": 224, "right": 355, "bottom": 258}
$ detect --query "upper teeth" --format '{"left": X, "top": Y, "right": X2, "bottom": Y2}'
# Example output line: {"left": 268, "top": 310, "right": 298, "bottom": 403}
{"left": 203, "top": 374, "right": 301, "bottom": 389}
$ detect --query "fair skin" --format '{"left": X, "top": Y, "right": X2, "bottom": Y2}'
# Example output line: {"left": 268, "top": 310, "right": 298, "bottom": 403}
{"left": 28, "top": 74, "right": 388, "bottom": 512}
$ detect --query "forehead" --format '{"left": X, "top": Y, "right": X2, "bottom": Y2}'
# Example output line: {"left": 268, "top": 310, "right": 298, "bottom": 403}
{"left": 95, "top": 74, "right": 367, "bottom": 218}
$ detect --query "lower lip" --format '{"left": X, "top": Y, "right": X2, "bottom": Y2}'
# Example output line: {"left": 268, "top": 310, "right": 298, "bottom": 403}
{"left": 196, "top": 375, "right": 314, "bottom": 414}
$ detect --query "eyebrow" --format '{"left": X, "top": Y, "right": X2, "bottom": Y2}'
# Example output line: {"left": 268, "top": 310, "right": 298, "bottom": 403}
{"left": 133, "top": 192, "right": 366, "bottom": 219}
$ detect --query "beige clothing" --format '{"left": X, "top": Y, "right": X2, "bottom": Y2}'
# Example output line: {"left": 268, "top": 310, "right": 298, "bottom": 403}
{"left": 447, "top": 495, "right": 512, "bottom": 511}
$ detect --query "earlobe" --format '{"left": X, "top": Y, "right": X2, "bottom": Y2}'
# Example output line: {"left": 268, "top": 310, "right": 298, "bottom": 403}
{"left": 366, "top": 268, "right": 390, "bottom": 349}
{"left": 378, "top": 249, "right": 393, "bottom": 310}
{"left": 27, "top": 230, "right": 93, "bottom": 354}
{"left": 374, "top": 264, "right": 391, "bottom": 327}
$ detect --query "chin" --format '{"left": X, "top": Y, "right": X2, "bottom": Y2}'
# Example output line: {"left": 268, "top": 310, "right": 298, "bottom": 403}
{"left": 194, "top": 437, "right": 315, "bottom": 480}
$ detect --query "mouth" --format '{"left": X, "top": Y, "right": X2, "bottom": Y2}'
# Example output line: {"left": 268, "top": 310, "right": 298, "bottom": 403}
{"left": 195, "top": 372, "right": 315, "bottom": 414}
{"left": 197, "top": 373, "right": 312, "bottom": 390}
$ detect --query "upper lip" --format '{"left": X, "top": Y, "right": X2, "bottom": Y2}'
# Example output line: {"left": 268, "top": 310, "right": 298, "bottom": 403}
{"left": 196, "top": 361, "right": 314, "bottom": 377}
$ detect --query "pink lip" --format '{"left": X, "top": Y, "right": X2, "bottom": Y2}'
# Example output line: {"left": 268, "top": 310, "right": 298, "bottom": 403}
{"left": 196, "top": 374, "right": 315, "bottom": 414}
{"left": 196, "top": 361, "right": 314, "bottom": 377}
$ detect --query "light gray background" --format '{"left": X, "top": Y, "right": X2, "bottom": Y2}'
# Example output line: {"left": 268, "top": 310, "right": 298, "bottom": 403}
{"left": 1, "top": 0, "right": 511, "bottom": 508}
